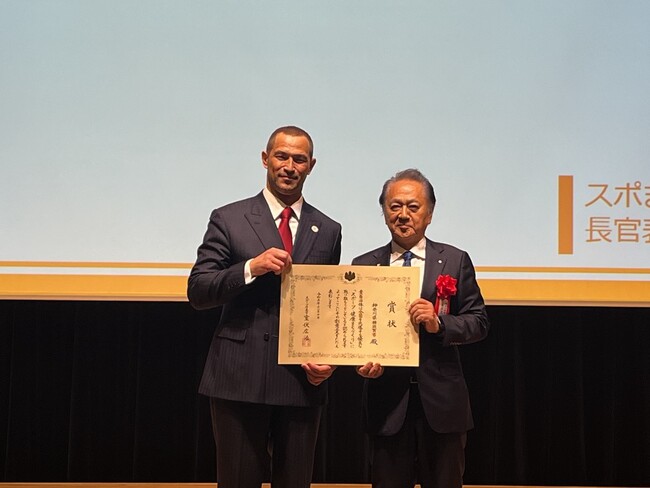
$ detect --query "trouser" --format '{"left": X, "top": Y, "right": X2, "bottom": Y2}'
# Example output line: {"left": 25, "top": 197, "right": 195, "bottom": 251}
{"left": 210, "top": 397, "right": 322, "bottom": 488}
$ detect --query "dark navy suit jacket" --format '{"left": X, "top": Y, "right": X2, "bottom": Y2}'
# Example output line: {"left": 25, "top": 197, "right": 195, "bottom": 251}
{"left": 188, "top": 191, "right": 342, "bottom": 407}
{"left": 352, "top": 238, "right": 489, "bottom": 434}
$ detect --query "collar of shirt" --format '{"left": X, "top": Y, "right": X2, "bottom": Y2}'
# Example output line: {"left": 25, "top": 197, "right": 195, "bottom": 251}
{"left": 390, "top": 238, "right": 427, "bottom": 266}
{"left": 262, "top": 187, "right": 303, "bottom": 223}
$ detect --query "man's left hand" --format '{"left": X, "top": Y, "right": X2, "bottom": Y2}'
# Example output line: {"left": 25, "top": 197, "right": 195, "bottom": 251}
{"left": 409, "top": 298, "right": 441, "bottom": 334}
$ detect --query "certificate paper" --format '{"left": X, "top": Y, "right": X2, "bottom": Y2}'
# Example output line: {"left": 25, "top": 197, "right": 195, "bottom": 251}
{"left": 279, "top": 265, "right": 420, "bottom": 366}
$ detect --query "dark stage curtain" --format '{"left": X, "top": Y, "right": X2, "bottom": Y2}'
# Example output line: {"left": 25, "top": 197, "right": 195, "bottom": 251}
{"left": 1, "top": 300, "right": 649, "bottom": 485}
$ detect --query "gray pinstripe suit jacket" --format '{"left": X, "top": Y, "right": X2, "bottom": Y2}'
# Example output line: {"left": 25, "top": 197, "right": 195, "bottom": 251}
{"left": 188, "top": 192, "right": 342, "bottom": 406}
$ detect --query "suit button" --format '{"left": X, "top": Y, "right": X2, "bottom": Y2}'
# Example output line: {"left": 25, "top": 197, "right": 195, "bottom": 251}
{"left": 263, "top": 332, "right": 270, "bottom": 341}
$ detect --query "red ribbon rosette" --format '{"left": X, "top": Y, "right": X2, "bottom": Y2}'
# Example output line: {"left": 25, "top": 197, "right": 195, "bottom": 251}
{"left": 434, "top": 274, "right": 457, "bottom": 315}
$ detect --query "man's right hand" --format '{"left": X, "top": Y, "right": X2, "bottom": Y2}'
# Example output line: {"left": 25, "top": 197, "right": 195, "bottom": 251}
{"left": 250, "top": 247, "right": 292, "bottom": 276}
{"left": 356, "top": 362, "right": 384, "bottom": 379}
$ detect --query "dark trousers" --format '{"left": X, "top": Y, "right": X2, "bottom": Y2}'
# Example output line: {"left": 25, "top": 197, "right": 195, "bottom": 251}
{"left": 370, "top": 386, "right": 467, "bottom": 488}
{"left": 210, "top": 397, "right": 322, "bottom": 488}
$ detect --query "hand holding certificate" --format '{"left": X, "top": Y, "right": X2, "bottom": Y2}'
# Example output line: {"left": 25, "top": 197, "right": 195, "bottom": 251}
{"left": 279, "top": 264, "right": 420, "bottom": 366}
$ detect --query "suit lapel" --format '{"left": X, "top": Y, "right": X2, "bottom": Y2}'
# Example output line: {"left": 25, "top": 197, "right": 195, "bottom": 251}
{"left": 422, "top": 239, "right": 446, "bottom": 300}
{"left": 292, "top": 202, "right": 329, "bottom": 263}
{"left": 245, "top": 192, "right": 284, "bottom": 251}
{"left": 371, "top": 244, "right": 392, "bottom": 266}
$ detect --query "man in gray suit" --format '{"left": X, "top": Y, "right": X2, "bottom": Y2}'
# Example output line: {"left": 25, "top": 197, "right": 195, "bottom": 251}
{"left": 188, "top": 126, "right": 342, "bottom": 488}
{"left": 354, "top": 168, "right": 489, "bottom": 488}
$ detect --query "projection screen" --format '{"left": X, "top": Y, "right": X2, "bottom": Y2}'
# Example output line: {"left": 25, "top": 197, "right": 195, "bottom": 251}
{"left": 1, "top": 0, "right": 648, "bottom": 305}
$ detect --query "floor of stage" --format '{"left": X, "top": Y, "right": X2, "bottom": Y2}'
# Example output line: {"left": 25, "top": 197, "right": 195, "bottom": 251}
{"left": 0, "top": 484, "right": 635, "bottom": 488}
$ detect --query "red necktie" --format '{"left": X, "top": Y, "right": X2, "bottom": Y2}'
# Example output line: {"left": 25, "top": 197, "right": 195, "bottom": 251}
{"left": 278, "top": 206, "right": 293, "bottom": 254}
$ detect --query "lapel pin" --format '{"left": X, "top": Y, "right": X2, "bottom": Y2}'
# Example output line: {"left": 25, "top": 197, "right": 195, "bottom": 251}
{"left": 438, "top": 259, "right": 443, "bottom": 264}
{"left": 311, "top": 225, "right": 319, "bottom": 233}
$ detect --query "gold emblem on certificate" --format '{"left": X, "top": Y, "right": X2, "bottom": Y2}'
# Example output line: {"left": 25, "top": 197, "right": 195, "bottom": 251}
{"left": 279, "top": 265, "right": 420, "bottom": 366}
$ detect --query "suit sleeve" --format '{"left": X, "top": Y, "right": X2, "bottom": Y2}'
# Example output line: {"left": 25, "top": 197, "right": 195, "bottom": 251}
{"left": 438, "top": 250, "right": 489, "bottom": 346}
{"left": 187, "top": 209, "right": 248, "bottom": 310}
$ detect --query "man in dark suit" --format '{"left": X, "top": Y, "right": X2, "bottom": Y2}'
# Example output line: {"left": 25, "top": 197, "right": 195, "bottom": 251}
{"left": 188, "top": 126, "right": 342, "bottom": 488}
{"left": 354, "top": 168, "right": 489, "bottom": 488}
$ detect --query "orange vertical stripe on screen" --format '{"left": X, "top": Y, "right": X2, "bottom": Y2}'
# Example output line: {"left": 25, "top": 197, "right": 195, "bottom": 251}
{"left": 558, "top": 175, "right": 574, "bottom": 255}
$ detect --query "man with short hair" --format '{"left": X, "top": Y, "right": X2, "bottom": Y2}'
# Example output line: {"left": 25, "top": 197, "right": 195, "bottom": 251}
{"left": 188, "top": 126, "right": 341, "bottom": 488}
{"left": 355, "top": 168, "right": 489, "bottom": 488}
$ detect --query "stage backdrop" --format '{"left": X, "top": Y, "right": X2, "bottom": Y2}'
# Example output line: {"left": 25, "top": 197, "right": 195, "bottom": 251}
{"left": 1, "top": 0, "right": 649, "bottom": 305}
{"left": 1, "top": 301, "right": 649, "bottom": 485}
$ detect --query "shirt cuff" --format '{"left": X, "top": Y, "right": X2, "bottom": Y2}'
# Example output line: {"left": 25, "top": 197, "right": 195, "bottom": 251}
{"left": 244, "top": 259, "right": 256, "bottom": 284}
{"left": 435, "top": 317, "right": 446, "bottom": 337}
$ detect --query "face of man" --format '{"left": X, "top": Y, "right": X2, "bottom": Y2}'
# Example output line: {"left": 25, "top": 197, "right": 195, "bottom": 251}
{"left": 262, "top": 132, "right": 316, "bottom": 205}
{"left": 383, "top": 179, "right": 433, "bottom": 250}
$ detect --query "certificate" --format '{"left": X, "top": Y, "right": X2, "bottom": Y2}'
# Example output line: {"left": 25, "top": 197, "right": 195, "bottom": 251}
{"left": 279, "top": 264, "right": 420, "bottom": 366}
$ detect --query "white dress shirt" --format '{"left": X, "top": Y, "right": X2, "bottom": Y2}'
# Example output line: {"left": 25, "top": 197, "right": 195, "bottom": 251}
{"left": 390, "top": 237, "right": 426, "bottom": 293}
